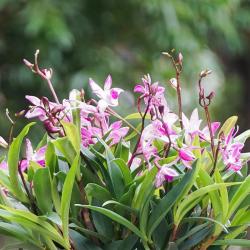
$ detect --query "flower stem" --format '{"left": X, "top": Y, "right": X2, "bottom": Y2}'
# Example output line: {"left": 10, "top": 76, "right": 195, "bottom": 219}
{"left": 128, "top": 97, "right": 152, "bottom": 167}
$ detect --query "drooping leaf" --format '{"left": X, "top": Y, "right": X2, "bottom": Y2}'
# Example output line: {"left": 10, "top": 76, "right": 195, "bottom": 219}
{"left": 76, "top": 204, "right": 146, "bottom": 241}
{"left": 61, "top": 154, "right": 80, "bottom": 249}
{"left": 8, "top": 122, "right": 35, "bottom": 203}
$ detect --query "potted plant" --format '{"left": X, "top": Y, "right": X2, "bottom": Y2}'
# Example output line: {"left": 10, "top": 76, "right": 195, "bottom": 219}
{"left": 0, "top": 50, "right": 249, "bottom": 250}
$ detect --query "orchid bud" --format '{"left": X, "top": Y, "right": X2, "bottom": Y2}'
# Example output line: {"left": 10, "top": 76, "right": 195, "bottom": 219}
{"left": 15, "top": 110, "right": 26, "bottom": 117}
{"left": 23, "top": 59, "right": 34, "bottom": 69}
{"left": 0, "top": 136, "right": 8, "bottom": 148}
{"left": 206, "top": 91, "right": 215, "bottom": 101}
{"left": 178, "top": 52, "right": 183, "bottom": 66}
{"left": 169, "top": 78, "right": 178, "bottom": 90}
{"left": 200, "top": 69, "right": 212, "bottom": 78}
{"left": 162, "top": 52, "right": 171, "bottom": 57}
{"left": 43, "top": 120, "right": 61, "bottom": 133}
{"left": 41, "top": 68, "right": 53, "bottom": 80}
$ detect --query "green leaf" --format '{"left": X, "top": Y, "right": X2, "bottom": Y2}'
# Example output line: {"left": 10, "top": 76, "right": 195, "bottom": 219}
{"left": 227, "top": 174, "right": 250, "bottom": 219}
{"left": 61, "top": 121, "right": 81, "bottom": 153}
{"left": 198, "top": 169, "right": 222, "bottom": 220}
{"left": 61, "top": 154, "right": 80, "bottom": 249}
{"left": 112, "top": 158, "right": 132, "bottom": 186}
{"left": 45, "top": 141, "right": 58, "bottom": 176}
{"left": 8, "top": 122, "right": 35, "bottom": 203}
{"left": 33, "top": 167, "right": 53, "bottom": 214}
{"left": 0, "top": 169, "right": 12, "bottom": 193}
{"left": 76, "top": 204, "right": 146, "bottom": 241}
{"left": 85, "top": 183, "right": 112, "bottom": 203}
{"left": 213, "top": 239, "right": 250, "bottom": 247}
{"left": 178, "top": 224, "right": 213, "bottom": 250}
{"left": 124, "top": 113, "right": 150, "bottom": 120}
{"left": 0, "top": 207, "right": 66, "bottom": 248}
{"left": 175, "top": 183, "right": 240, "bottom": 224}
{"left": 114, "top": 141, "right": 130, "bottom": 163}
{"left": 69, "top": 229, "right": 103, "bottom": 250}
{"left": 176, "top": 222, "right": 212, "bottom": 245}
{"left": 0, "top": 222, "right": 39, "bottom": 247}
{"left": 104, "top": 234, "right": 138, "bottom": 250}
{"left": 53, "top": 137, "right": 76, "bottom": 164}
{"left": 69, "top": 223, "right": 110, "bottom": 242}
{"left": 102, "top": 200, "right": 137, "bottom": 214}
{"left": 147, "top": 162, "right": 198, "bottom": 238}
{"left": 218, "top": 116, "right": 238, "bottom": 136}
{"left": 105, "top": 151, "right": 125, "bottom": 199}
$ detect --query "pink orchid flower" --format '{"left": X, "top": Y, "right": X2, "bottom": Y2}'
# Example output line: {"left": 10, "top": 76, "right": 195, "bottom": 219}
{"left": 89, "top": 75, "right": 123, "bottom": 112}
{"left": 155, "top": 164, "right": 179, "bottom": 187}
{"left": 20, "top": 139, "right": 46, "bottom": 172}
{"left": 81, "top": 117, "right": 129, "bottom": 148}
{"left": 220, "top": 127, "right": 244, "bottom": 174}
{"left": 25, "top": 95, "right": 56, "bottom": 121}
{"left": 178, "top": 148, "right": 196, "bottom": 169}
{"left": 106, "top": 121, "right": 129, "bottom": 146}
{"left": 182, "top": 109, "right": 202, "bottom": 144}
{"left": 134, "top": 74, "right": 166, "bottom": 110}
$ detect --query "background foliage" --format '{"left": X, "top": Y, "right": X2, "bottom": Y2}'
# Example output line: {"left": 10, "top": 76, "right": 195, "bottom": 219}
{"left": 0, "top": 0, "right": 250, "bottom": 146}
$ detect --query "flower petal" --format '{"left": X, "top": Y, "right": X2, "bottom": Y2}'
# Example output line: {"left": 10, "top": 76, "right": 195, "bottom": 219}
{"left": 104, "top": 75, "right": 112, "bottom": 90}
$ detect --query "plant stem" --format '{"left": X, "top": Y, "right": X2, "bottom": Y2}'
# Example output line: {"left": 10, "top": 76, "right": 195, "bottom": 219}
{"left": 204, "top": 106, "right": 215, "bottom": 158}
{"left": 77, "top": 178, "right": 100, "bottom": 246}
{"left": 128, "top": 97, "right": 152, "bottom": 167}
{"left": 47, "top": 79, "right": 60, "bottom": 104}
{"left": 176, "top": 72, "right": 183, "bottom": 129}
{"left": 18, "top": 162, "right": 38, "bottom": 214}
{"left": 169, "top": 54, "right": 183, "bottom": 129}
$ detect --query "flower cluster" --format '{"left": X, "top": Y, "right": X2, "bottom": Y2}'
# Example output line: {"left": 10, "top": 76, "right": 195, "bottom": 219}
{"left": 1, "top": 51, "right": 248, "bottom": 189}
{"left": 0, "top": 51, "right": 249, "bottom": 250}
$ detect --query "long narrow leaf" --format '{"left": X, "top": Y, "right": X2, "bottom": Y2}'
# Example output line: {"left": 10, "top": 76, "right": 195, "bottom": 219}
{"left": 76, "top": 204, "right": 146, "bottom": 241}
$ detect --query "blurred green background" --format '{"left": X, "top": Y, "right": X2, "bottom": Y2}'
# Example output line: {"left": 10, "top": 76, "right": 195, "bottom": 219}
{"left": 0, "top": 0, "right": 250, "bottom": 146}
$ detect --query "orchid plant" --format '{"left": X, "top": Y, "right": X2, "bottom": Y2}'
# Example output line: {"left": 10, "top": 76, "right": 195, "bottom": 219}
{"left": 0, "top": 50, "right": 249, "bottom": 250}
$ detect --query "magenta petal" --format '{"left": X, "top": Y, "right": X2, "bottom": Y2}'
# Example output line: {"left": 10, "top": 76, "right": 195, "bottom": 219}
{"left": 134, "top": 84, "right": 145, "bottom": 93}
{"left": 179, "top": 149, "right": 195, "bottom": 162}
{"left": 211, "top": 122, "right": 220, "bottom": 135}
{"left": 110, "top": 121, "right": 122, "bottom": 130}
{"left": 20, "top": 160, "right": 28, "bottom": 172}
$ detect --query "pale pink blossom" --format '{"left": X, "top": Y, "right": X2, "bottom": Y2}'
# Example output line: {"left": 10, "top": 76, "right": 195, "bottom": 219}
{"left": 155, "top": 165, "right": 179, "bottom": 187}
{"left": 19, "top": 139, "right": 46, "bottom": 172}
{"left": 182, "top": 109, "right": 202, "bottom": 144}
{"left": 89, "top": 75, "right": 123, "bottom": 112}
{"left": 220, "top": 127, "right": 245, "bottom": 174}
